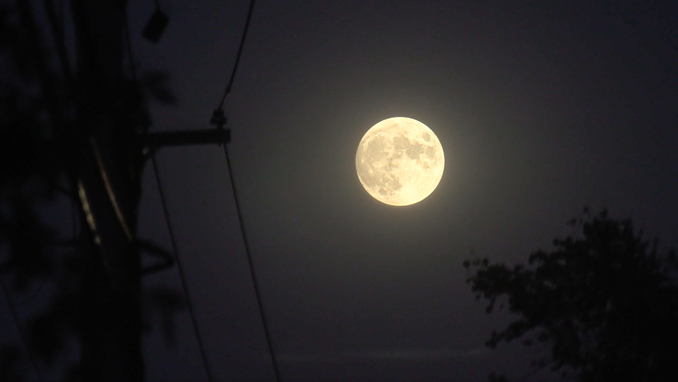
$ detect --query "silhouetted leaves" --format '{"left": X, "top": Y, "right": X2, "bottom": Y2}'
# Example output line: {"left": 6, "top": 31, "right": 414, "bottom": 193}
{"left": 144, "top": 287, "right": 185, "bottom": 346}
{"left": 0, "top": 346, "right": 25, "bottom": 382}
{"left": 141, "top": 71, "right": 177, "bottom": 105}
{"left": 0, "top": 0, "right": 182, "bottom": 380}
{"left": 1, "top": 197, "right": 56, "bottom": 291}
{"left": 465, "top": 210, "right": 678, "bottom": 382}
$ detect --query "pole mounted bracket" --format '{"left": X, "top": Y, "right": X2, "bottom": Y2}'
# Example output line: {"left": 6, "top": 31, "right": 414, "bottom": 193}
{"left": 141, "top": 110, "right": 231, "bottom": 162}
{"left": 210, "top": 109, "right": 227, "bottom": 129}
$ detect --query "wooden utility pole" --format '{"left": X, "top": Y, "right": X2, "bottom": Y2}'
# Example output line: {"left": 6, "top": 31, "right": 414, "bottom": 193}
{"left": 6, "top": 1, "right": 234, "bottom": 380}
{"left": 69, "top": 0, "right": 144, "bottom": 380}
{"left": 67, "top": 2, "right": 230, "bottom": 380}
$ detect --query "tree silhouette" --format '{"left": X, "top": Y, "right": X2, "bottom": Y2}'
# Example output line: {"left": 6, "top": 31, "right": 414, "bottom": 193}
{"left": 1, "top": 0, "right": 181, "bottom": 380}
{"left": 464, "top": 209, "right": 678, "bottom": 382}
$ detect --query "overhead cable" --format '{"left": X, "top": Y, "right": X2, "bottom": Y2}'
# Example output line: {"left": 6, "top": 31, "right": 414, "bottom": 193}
{"left": 123, "top": 5, "right": 214, "bottom": 381}
{"left": 216, "top": 0, "right": 256, "bottom": 110}
{"left": 211, "top": 1, "right": 284, "bottom": 379}
{"left": 221, "top": 143, "right": 283, "bottom": 382}
{"left": 151, "top": 156, "right": 216, "bottom": 382}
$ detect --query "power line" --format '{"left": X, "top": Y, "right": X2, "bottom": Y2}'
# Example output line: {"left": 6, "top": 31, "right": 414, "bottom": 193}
{"left": 216, "top": 0, "right": 256, "bottom": 110}
{"left": 212, "top": 0, "right": 282, "bottom": 379}
{"left": 126, "top": 0, "right": 278, "bottom": 379}
{"left": 123, "top": 6, "right": 214, "bottom": 380}
{"left": 151, "top": 156, "right": 215, "bottom": 382}
{"left": 221, "top": 143, "right": 283, "bottom": 382}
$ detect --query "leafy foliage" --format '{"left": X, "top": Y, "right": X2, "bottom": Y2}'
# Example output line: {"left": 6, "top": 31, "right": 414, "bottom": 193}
{"left": 0, "top": 0, "right": 183, "bottom": 380}
{"left": 464, "top": 210, "right": 678, "bottom": 382}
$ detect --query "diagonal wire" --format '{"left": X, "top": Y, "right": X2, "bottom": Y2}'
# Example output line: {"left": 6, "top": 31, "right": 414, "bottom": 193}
{"left": 221, "top": 144, "right": 283, "bottom": 382}
{"left": 212, "top": 0, "right": 282, "bottom": 379}
{"left": 122, "top": 8, "right": 137, "bottom": 83}
{"left": 151, "top": 155, "right": 215, "bottom": 382}
{"left": 123, "top": 1, "right": 213, "bottom": 379}
{"left": 216, "top": 0, "right": 256, "bottom": 110}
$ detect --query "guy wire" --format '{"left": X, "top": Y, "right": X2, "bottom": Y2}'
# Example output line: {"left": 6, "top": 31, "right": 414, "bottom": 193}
{"left": 221, "top": 144, "right": 283, "bottom": 382}
{"left": 151, "top": 156, "right": 215, "bottom": 382}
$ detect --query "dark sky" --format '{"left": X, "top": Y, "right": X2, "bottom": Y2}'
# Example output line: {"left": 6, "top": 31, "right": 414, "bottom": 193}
{"left": 3, "top": 0, "right": 678, "bottom": 381}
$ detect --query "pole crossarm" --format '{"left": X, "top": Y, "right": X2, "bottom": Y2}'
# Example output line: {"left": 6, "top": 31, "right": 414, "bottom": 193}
{"left": 144, "top": 128, "right": 231, "bottom": 148}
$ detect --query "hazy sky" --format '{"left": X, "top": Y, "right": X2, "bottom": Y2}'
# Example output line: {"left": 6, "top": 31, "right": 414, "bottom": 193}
{"left": 3, "top": 1, "right": 678, "bottom": 381}
{"left": 131, "top": 1, "right": 678, "bottom": 381}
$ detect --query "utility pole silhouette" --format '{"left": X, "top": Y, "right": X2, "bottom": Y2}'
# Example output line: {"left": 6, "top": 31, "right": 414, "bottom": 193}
{"left": 69, "top": 0, "right": 144, "bottom": 380}
{"left": 68, "top": 1, "right": 228, "bottom": 380}
{"left": 2, "top": 1, "right": 232, "bottom": 380}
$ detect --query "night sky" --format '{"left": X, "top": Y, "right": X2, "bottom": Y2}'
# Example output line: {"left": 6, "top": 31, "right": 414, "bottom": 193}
{"left": 3, "top": 0, "right": 678, "bottom": 381}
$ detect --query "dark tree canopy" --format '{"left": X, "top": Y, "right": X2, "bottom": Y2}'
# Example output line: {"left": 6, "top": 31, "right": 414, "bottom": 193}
{"left": 464, "top": 210, "right": 678, "bottom": 382}
{"left": 1, "top": 1, "right": 181, "bottom": 380}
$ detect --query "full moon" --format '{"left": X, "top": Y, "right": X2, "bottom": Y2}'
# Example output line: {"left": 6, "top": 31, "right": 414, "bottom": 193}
{"left": 356, "top": 117, "right": 444, "bottom": 206}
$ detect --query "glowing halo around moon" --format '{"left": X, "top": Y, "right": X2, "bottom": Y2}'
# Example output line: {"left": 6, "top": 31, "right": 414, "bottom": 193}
{"left": 356, "top": 117, "right": 444, "bottom": 206}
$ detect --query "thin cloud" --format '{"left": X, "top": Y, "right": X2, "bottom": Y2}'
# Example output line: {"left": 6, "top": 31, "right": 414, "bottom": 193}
{"left": 278, "top": 347, "right": 489, "bottom": 364}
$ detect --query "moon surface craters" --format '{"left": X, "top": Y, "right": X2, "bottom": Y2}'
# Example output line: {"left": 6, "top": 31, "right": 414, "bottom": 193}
{"left": 356, "top": 117, "right": 444, "bottom": 206}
